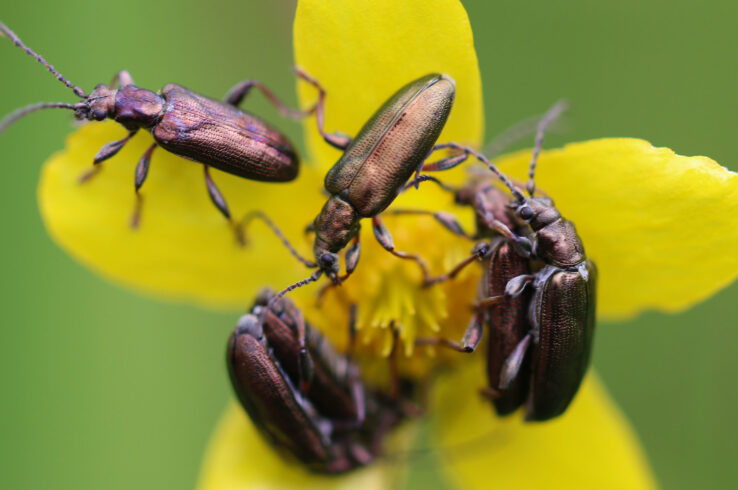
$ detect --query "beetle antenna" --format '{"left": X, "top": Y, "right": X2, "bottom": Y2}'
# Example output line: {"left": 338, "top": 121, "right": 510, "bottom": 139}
{"left": 240, "top": 210, "right": 318, "bottom": 268}
{"left": 435, "top": 142, "right": 525, "bottom": 202}
{"left": 483, "top": 110, "right": 568, "bottom": 159}
{"left": 0, "top": 101, "right": 82, "bottom": 135}
{"left": 0, "top": 21, "right": 87, "bottom": 98}
{"left": 271, "top": 269, "right": 324, "bottom": 305}
{"left": 527, "top": 100, "right": 568, "bottom": 196}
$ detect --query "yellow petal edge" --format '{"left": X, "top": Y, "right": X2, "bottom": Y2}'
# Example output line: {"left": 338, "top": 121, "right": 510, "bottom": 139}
{"left": 431, "top": 365, "right": 658, "bottom": 490}
{"left": 196, "top": 402, "right": 419, "bottom": 490}
{"left": 294, "top": 0, "right": 484, "bottom": 170}
{"left": 496, "top": 138, "right": 738, "bottom": 319}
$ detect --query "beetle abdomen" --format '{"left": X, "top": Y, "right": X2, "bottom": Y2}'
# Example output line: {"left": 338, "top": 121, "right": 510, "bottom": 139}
{"left": 485, "top": 240, "right": 533, "bottom": 415}
{"left": 526, "top": 261, "right": 597, "bottom": 421}
{"left": 227, "top": 330, "right": 331, "bottom": 465}
{"left": 154, "top": 84, "right": 298, "bottom": 182}
{"left": 324, "top": 74, "right": 455, "bottom": 217}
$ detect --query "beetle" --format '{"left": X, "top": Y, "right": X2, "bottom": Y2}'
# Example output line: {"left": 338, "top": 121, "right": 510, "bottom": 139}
{"left": 227, "top": 290, "right": 404, "bottom": 473}
{"left": 243, "top": 73, "right": 501, "bottom": 299}
{"left": 0, "top": 21, "right": 332, "bottom": 240}
{"left": 412, "top": 102, "right": 597, "bottom": 421}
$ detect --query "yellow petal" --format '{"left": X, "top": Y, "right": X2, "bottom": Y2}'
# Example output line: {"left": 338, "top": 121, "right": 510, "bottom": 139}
{"left": 38, "top": 0, "right": 483, "bottom": 314}
{"left": 495, "top": 139, "right": 738, "bottom": 319}
{"left": 39, "top": 121, "right": 326, "bottom": 310}
{"left": 294, "top": 0, "right": 483, "bottom": 172}
{"left": 196, "top": 402, "right": 418, "bottom": 490}
{"left": 431, "top": 365, "right": 657, "bottom": 489}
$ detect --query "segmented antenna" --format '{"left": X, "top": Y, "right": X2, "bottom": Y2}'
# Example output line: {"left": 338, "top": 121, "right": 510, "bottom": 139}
{"left": 0, "top": 20, "right": 86, "bottom": 98}
{"left": 527, "top": 100, "right": 569, "bottom": 196}
{"left": 240, "top": 210, "right": 318, "bottom": 268}
{"left": 483, "top": 110, "right": 567, "bottom": 159}
{"left": 271, "top": 269, "right": 324, "bottom": 305}
{"left": 435, "top": 142, "right": 525, "bottom": 202}
{"left": 0, "top": 101, "right": 81, "bottom": 134}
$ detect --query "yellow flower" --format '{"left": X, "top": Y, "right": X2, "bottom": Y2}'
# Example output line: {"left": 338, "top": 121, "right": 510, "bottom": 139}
{"left": 34, "top": 0, "right": 737, "bottom": 488}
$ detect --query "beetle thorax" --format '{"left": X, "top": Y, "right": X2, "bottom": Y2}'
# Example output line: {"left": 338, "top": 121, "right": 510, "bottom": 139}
{"left": 519, "top": 198, "right": 585, "bottom": 268}
{"left": 313, "top": 196, "right": 361, "bottom": 275}
{"left": 76, "top": 84, "right": 164, "bottom": 132}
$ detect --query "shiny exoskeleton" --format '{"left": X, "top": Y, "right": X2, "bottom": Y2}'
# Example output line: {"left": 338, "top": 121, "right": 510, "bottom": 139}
{"left": 227, "top": 291, "right": 404, "bottom": 473}
{"left": 251, "top": 73, "right": 482, "bottom": 299}
{"left": 0, "top": 21, "right": 326, "bottom": 237}
{"left": 415, "top": 102, "right": 597, "bottom": 421}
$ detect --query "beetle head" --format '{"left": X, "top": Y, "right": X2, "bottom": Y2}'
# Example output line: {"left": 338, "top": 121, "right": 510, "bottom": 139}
{"left": 511, "top": 196, "right": 560, "bottom": 231}
{"left": 234, "top": 314, "right": 264, "bottom": 339}
{"left": 75, "top": 84, "right": 117, "bottom": 122}
{"left": 317, "top": 252, "right": 341, "bottom": 282}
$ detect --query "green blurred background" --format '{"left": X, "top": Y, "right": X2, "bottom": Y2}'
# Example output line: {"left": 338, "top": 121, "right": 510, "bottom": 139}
{"left": 1, "top": 1, "right": 735, "bottom": 488}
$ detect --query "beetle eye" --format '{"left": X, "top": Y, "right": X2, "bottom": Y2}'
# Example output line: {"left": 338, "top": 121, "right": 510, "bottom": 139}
{"left": 519, "top": 205, "right": 534, "bottom": 220}
{"left": 320, "top": 253, "right": 336, "bottom": 266}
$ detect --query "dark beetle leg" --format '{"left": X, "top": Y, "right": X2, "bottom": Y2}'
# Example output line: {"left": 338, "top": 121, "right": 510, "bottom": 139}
{"left": 203, "top": 165, "right": 245, "bottom": 246}
{"left": 388, "top": 322, "right": 401, "bottom": 402}
{"left": 424, "top": 242, "right": 489, "bottom": 287}
{"left": 499, "top": 331, "right": 533, "bottom": 390}
{"left": 240, "top": 211, "right": 317, "bottom": 268}
{"left": 78, "top": 130, "right": 138, "bottom": 184}
{"left": 388, "top": 208, "right": 472, "bottom": 239}
{"left": 130, "top": 143, "right": 157, "bottom": 229}
{"left": 415, "top": 311, "right": 484, "bottom": 353}
{"left": 224, "top": 79, "right": 312, "bottom": 120}
{"left": 294, "top": 68, "right": 352, "bottom": 150}
{"left": 402, "top": 174, "right": 457, "bottom": 194}
{"left": 346, "top": 305, "right": 366, "bottom": 426}
{"left": 290, "top": 303, "right": 314, "bottom": 396}
{"left": 424, "top": 142, "right": 527, "bottom": 202}
{"left": 475, "top": 273, "right": 534, "bottom": 309}
{"left": 418, "top": 145, "right": 471, "bottom": 172}
{"left": 372, "top": 216, "right": 431, "bottom": 284}
{"left": 109, "top": 70, "right": 134, "bottom": 89}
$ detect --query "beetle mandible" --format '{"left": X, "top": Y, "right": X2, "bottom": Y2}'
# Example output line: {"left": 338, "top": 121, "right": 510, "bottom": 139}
{"left": 411, "top": 102, "right": 597, "bottom": 421}
{"left": 227, "top": 290, "right": 405, "bottom": 473}
{"left": 0, "top": 21, "right": 335, "bottom": 241}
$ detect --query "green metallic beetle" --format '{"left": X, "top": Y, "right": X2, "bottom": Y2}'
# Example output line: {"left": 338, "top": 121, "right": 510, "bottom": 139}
{"left": 247, "top": 73, "right": 485, "bottom": 296}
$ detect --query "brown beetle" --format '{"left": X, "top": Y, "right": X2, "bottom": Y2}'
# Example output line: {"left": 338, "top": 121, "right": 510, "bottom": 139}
{"left": 413, "top": 102, "right": 597, "bottom": 421}
{"left": 0, "top": 21, "right": 333, "bottom": 240}
{"left": 227, "top": 290, "right": 405, "bottom": 473}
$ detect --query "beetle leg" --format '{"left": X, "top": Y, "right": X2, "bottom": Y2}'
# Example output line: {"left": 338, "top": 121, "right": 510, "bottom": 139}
{"left": 109, "top": 70, "right": 134, "bottom": 89}
{"left": 475, "top": 273, "right": 534, "bottom": 309}
{"left": 78, "top": 130, "right": 138, "bottom": 184}
{"left": 424, "top": 241, "right": 490, "bottom": 287}
{"left": 388, "top": 322, "right": 401, "bottom": 402}
{"left": 203, "top": 165, "right": 244, "bottom": 245}
{"left": 289, "top": 304, "right": 315, "bottom": 396}
{"left": 388, "top": 208, "right": 471, "bottom": 239}
{"left": 294, "top": 68, "right": 352, "bottom": 150}
{"left": 477, "top": 211, "right": 533, "bottom": 257}
{"left": 372, "top": 215, "right": 431, "bottom": 284}
{"left": 239, "top": 210, "right": 317, "bottom": 267}
{"left": 499, "top": 331, "right": 533, "bottom": 390}
{"left": 402, "top": 174, "right": 458, "bottom": 194}
{"left": 130, "top": 143, "right": 157, "bottom": 229}
{"left": 346, "top": 304, "right": 367, "bottom": 426}
{"left": 423, "top": 142, "right": 527, "bottom": 202}
{"left": 224, "top": 78, "right": 312, "bottom": 120}
{"left": 416, "top": 311, "right": 484, "bottom": 354}
{"left": 418, "top": 144, "right": 471, "bottom": 172}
